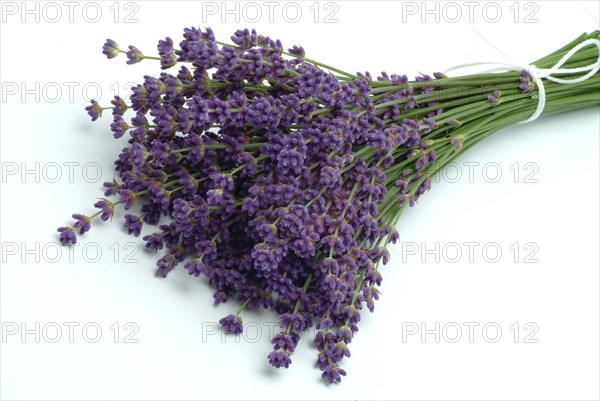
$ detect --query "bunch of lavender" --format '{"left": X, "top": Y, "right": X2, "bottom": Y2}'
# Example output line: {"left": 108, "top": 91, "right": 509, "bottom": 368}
{"left": 57, "top": 28, "right": 599, "bottom": 383}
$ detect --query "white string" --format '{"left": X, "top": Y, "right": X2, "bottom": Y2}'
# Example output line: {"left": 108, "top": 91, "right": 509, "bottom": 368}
{"left": 578, "top": 1, "right": 600, "bottom": 27}
{"left": 444, "top": 37, "right": 600, "bottom": 124}
{"left": 463, "top": 19, "right": 520, "bottom": 65}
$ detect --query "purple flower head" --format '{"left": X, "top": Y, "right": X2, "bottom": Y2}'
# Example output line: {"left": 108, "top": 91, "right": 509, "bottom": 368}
{"left": 195, "top": 240, "right": 217, "bottom": 257}
{"left": 288, "top": 45, "right": 305, "bottom": 58}
{"left": 395, "top": 179, "right": 408, "bottom": 193}
{"left": 110, "top": 96, "right": 128, "bottom": 116}
{"left": 342, "top": 304, "right": 361, "bottom": 324}
{"left": 241, "top": 197, "right": 259, "bottom": 215}
{"left": 271, "top": 333, "right": 297, "bottom": 352}
{"left": 110, "top": 114, "right": 129, "bottom": 139}
{"left": 251, "top": 242, "right": 280, "bottom": 274}
{"left": 321, "top": 365, "right": 347, "bottom": 384}
{"left": 189, "top": 195, "right": 208, "bottom": 220}
{"left": 93, "top": 198, "right": 114, "bottom": 221}
{"left": 277, "top": 147, "right": 304, "bottom": 175}
{"left": 415, "top": 154, "right": 428, "bottom": 170}
{"left": 519, "top": 70, "right": 533, "bottom": 92}
{"left": 231, "top": 28, "right": 258, "bottom": 49}
{"left": 210, "top": 173, "right": 235, "bottom": 192}
{"left": 163, "top": 74, "right": 185, "bottom": 99}
{"left": 72, "top": 214, "right": 91, "bottom": 235}
{"left": 487, "top": 90, "right": 501, "bottom": 106}
{"left": 85, "top": 100, "right": 103, "bottom": 121}
{"left": 178, "top": 27, "right": 218, "bottom": 67}
{"left": 102, "top": 39, "right": 120, "bottom": 59}
{"left": 157, "top": 36, "right": 177, "bottom": 69}
{"left": 151, "top": 140, "right": 171, "bottom": 165}
{"left": 119, "top": 189, "right": 137, "bottom": 210}
{"left": 157, "top": 36, "right": 174, "bottom": 55}
{"left": 450, "top": 135, "right": 465, "bottom": 151}
{"left": 219, "top": 314, "right": 244, "bottom": 334}
{"left": 427, "top": 151, "right": 437, "bottom": 164}
{"left": 245, "top": 96, "right": 282, "bottom": 128}
{"left": 334, "top": 340, "right": 351, "bottom": 358}
{"left": 172, "top": 198, "right": 191, "bottom": 220}
{"left": 268, "top": 350, "right": 292, "bottom": 369}
{"left": 188, "top": 96, "right": 212, "bottom": 130}
{"left": 256, "top": 222, "right": 277, "bottom": 241}
{"left": 155, "top": 253, "right": 175, "bottom": 278}
{"left": 57, "top": 226, "right": 77, "bottom": 245}
{"left": 143, "top": 232, "right": 164, "bottom": 252}
{"left": 129, "top": 142, "right": 148, "bottom": 166}
{"left": 322, "top": 257, "right": 340, "bottom": 274}
{"left": 126, "top": 45, "right": 144, "bottom": 64}
{"left": 103, "top": 180, "right": 120, "bottom": 196}
{"left": 337, "top": 325, "right": 353, "bottom": 343}
{"left": 130, "top": 84, "right": 149, "bottom": 111}
{"left": 279, "top": 313, "right": 306, "bottom": 332}
{"left": 206, "top": 97, "right": 230, "bottom": 125}
{"left": 316, "top": 318, "right": 334, "bottom": 330}
{"left": 314, "top": 331, "right": 337, "bottom": 353}
{"left": 124, "top": 214, "right": 143, "bottom": 236}
{"left": 148, "top": 183, "right": 171, "bottom": 216}
{"left": 184, "top": 258, "right": 207, "bottom": 277}
{"left": 236, "top": 152, "right": 258, "bottom": 177}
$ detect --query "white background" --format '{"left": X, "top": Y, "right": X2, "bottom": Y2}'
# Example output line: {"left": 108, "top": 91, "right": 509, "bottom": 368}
{"left": 1, "top": 1, "right": 599, "bottom": 400}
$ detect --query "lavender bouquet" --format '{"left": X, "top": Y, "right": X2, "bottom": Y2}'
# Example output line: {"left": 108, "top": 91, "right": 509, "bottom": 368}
{"left": 56, "top": 27, "right": 600, "bottom": 383}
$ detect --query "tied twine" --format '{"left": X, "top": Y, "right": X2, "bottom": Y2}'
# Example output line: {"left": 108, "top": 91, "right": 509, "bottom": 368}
{"left": 444, "top": 37, "right": 600, "bottom": 124}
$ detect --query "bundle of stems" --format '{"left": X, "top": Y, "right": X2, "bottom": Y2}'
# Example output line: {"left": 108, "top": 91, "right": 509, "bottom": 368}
{"left": 56, "top": 28, "right": 599, "bottom": 383}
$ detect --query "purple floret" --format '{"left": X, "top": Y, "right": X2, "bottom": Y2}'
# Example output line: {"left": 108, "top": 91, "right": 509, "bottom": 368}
{"left": 219, "top": 314, "right": 244, "bottom": 334}
{"left": 268, "top": 350, "right": 292, "bottom": 369}
{"left": 102, "top": 39, "right": 120, "bottom": 59}
{"left": 57, "top": 226, "right": 77, "bottom": 245}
